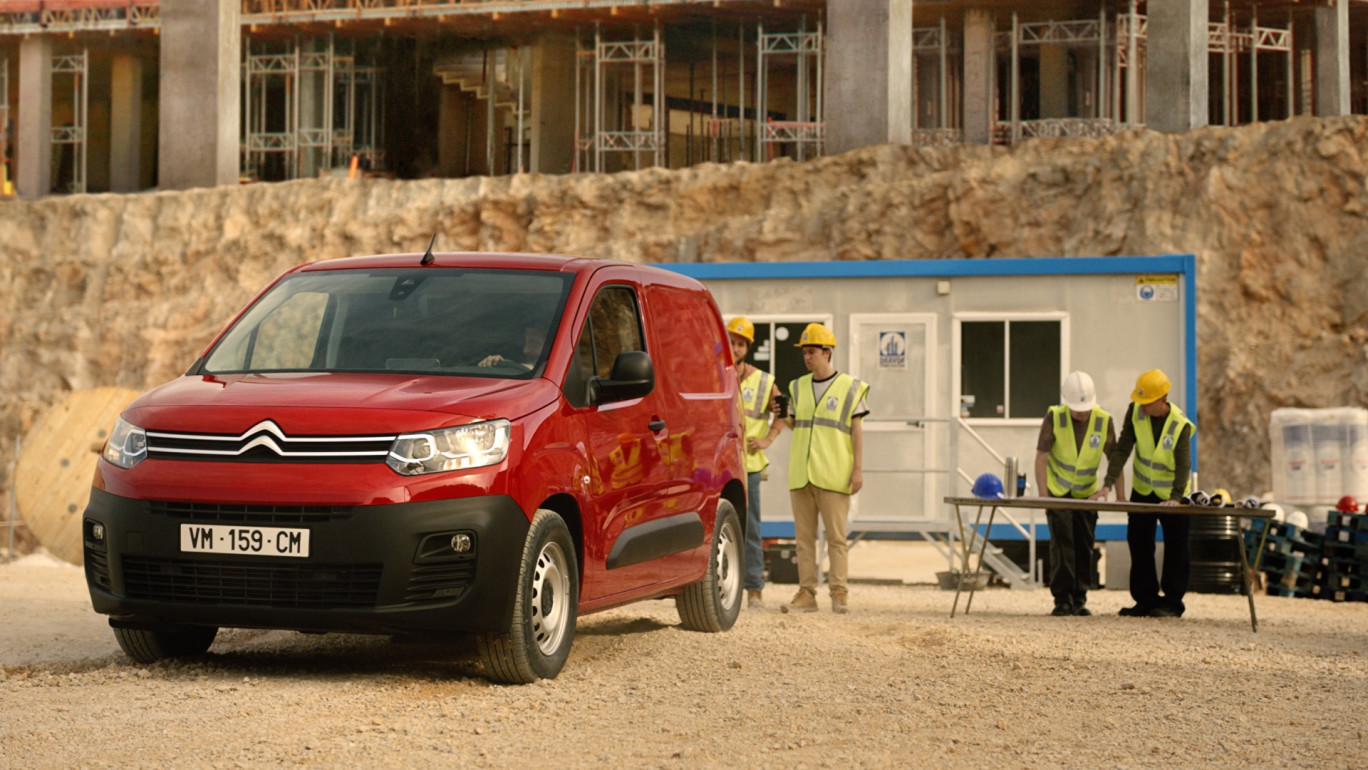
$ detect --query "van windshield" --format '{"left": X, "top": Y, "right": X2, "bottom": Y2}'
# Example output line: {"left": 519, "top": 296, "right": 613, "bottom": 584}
{"left": 200, "top": 268, "right": 574, "bottom": 378}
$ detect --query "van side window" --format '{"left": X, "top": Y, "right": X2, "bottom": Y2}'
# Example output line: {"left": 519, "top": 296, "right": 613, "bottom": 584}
{"left": 563, "top": 286, "right": 644, "bottom": 407}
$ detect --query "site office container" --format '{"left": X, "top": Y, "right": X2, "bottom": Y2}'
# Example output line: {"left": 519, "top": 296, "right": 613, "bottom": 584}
{"left": 83, "top": 252, "right": 747, "bottom": 683}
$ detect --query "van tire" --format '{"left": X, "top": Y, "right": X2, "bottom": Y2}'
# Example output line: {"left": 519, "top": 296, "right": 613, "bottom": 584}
{"left": 113, "top": 625, "right": 218, "bottom": 664}
{"left": 476, "top": 510, "right": 579, "bottom": 684}
{"left": 676, "top": 500, "right": 743, "bottom": 632}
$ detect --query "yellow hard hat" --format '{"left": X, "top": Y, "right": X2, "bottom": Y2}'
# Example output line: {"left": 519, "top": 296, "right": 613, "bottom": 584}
{"left": 726, "top": 316, "right": 755, "bottom": 343}
{"left": 795, "top": 322, "right": 837, "bottom": 348}
{"left": 1130, "top": 369, "right": 1171, "bottom": 404}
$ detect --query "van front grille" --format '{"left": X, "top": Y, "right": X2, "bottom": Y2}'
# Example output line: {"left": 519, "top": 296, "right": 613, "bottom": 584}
{"left": 121, "top": 556, "right": 382, "bottom": 608}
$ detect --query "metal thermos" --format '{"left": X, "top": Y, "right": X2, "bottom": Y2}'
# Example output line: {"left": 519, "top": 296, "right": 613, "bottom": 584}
{"left": 1004, "top": 457, "right": 1018, "bottom": 498}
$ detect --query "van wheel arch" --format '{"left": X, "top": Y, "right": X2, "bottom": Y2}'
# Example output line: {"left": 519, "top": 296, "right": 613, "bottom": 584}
{"left": 476, "top": 509, "right": 579, "bottom": 684}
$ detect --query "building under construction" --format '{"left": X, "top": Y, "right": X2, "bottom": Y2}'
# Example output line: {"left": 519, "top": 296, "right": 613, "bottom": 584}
{"left": 1, "top": 0, "right": 1366, "bottom": 198}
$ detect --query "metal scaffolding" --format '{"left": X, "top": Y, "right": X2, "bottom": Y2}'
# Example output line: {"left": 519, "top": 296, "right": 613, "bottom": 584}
{"left": 0, "top": 57, "right": 8, "bottom": 191}
{"left": 1209, "top": 4, "right": 1295, "bottom": 125}
{"left": 999, "top": 12, "right": 1114, "bottom": 144}
{"left": 1115, "top": 1, "right": 1148, "bottom": 128}
{"left": 755, "top": 20, "right": 823, "bottom": 162}
{"left": 577, "top": 25, "right": 666, "bottom": 173}
{"left": 913, "top": 17, "right": 964, "bottom": 147}
{"left": 51, "top": 49, "right": 88, "bottom": 194}
{"left": 243, "top": 35, "right": 384, "bottom": 182}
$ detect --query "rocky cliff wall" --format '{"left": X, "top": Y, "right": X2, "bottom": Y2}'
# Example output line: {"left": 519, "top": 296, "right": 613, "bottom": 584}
{"left": 3, "top": 116, "right": 1367, "bottom": 548}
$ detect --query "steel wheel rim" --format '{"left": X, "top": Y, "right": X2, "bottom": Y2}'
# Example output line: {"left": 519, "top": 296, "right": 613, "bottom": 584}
{"left": 716, "top": 519, "right": 741, "bottom": 608}
{"left": 530, "top": 541, "right": 571, "bottom": 656}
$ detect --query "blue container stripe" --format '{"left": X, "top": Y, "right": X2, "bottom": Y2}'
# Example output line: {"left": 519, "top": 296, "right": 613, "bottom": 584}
{"left": 760, "top": 522, "right": 1141, "bottom": 542}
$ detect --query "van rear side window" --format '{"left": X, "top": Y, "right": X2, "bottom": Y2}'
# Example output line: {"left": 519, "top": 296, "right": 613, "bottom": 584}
{"left": 649, "top": 286, "right": 727, "bottom": 395}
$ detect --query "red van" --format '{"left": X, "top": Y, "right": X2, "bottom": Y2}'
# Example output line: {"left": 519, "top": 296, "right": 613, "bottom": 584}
{"left": 83, "top": 252, "right": 746, "bottom": 683}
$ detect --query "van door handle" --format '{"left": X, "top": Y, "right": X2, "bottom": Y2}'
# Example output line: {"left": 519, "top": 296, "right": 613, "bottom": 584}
{"left": 648, "top": 419, "right": 666, "bottom": 432}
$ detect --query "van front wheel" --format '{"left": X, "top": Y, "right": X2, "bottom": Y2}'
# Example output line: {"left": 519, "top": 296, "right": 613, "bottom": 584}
{"left": 113, "top": 625, "right": 218, "bottom": 664}
{"left": 676, "top": 500, "right": 743, "bottom": 632}
{"left": 476, "top": 510, "right": 579, "bottom": 684}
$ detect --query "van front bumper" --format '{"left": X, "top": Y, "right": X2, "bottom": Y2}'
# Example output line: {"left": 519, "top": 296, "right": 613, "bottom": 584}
{"left": 82, "top": 487, "right": 530, "bottom": 636}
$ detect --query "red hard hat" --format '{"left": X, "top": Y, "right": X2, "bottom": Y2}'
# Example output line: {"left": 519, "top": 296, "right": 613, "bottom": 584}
{"left": 1335, "top": 495, "right": 1359, "bottom": 513}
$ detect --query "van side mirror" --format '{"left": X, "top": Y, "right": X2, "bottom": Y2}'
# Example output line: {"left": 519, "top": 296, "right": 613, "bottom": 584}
{"left": 587, "top": 350, "right": 655, "bottom": 405}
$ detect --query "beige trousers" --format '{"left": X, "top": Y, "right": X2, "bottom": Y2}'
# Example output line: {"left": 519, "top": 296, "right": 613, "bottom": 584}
{"left": 790, "top": 483, "right": 851, "bottom": 594}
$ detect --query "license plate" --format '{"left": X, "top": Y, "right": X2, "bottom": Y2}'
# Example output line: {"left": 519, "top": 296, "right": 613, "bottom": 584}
{"left": 180, "top": 524, "right": 310, "bottom": 558}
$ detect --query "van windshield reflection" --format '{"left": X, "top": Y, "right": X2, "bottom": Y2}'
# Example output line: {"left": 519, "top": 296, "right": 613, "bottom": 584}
{"left": 200, "top": 269, "right": 572, "bottom": 377}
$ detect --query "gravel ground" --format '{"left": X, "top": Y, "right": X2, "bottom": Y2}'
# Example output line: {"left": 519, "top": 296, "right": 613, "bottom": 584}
{"left": 1, "top": 546, "right": 1365, "bottom": 769}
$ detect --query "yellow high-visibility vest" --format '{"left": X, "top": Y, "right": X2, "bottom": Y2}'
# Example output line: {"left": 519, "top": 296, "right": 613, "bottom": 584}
{"left": 788, "top": 373, "right": 869, "bottom": 494}
{"left": 1045, "top": 404, "right": 1110, "bottom": 498}
{"left": 1131, "top": 403, "right": 1195, "bottom": 498}
{"left": 740, "top": 367, "right": 774, "bottom": 474}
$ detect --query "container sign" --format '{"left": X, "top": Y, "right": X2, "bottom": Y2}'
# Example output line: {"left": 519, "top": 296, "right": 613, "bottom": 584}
{"left": 878, "top": 330, "right": 907, "bottom": 369}
{"left": 1136, "top": 275, "right": 1178, "bottom": 302}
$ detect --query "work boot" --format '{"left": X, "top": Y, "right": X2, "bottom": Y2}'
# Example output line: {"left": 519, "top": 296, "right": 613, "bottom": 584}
{"left": 746, "top": 590, "right": 764, "bottom": 609}
{"left": 1051, "top": 603, "right": 1073, "bottom": 617}
{"left": 780, "top": 588, "right": 818, "bottom": 614}
{"left": 830, "top": 588, "right": 849, "bottom": 615}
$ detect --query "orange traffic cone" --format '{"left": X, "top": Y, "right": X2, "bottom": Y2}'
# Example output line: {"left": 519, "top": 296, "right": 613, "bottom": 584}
{"left": 346, "top": 155, "right": 360, "bottom": 180}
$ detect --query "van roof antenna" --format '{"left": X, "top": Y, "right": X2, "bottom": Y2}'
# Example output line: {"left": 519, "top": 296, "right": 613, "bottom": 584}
{"left": 420, "top": 233, "right": 438, "bottom": 266}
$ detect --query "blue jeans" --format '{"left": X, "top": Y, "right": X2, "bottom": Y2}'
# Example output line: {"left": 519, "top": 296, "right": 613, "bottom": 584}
{"left": 745, "top": 471, "right": 765, "bottom": 591}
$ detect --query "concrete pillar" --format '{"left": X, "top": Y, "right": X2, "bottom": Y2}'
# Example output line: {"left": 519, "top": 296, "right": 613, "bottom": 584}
{"left": 158, "top": 0, "right": 240, "bottom": 189}
{"left": 1314, "top": 0, "right": 1350, "bottom": 117}
{"left": 16, "top": 36, "right": 53, "bottom": 199}
{"left": 1039, "top": 44, "right": 1069, "bottom": 119}
{"left": 963, "top": 9, "right": 995, "bottom": 145}
{"left": 1145, "top": 0, "right": 1209, "bottom": 133}
{"left": 823, "top": 0, "right": 913, "bottom": 155}
{"left": 109, "top": 54, "right": 143, "bottom": 192}
{"left": 531, "top": 34, "right": 576, "bottom": 175}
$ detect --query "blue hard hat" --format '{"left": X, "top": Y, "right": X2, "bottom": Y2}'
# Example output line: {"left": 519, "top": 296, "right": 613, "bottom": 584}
{"left": 971, "top": 473, "right": 1005, "bottom": 499}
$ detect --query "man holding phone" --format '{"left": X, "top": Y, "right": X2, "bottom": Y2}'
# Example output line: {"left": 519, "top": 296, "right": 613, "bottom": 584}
{"left": 727, "top": 317, "right": 785, "bottom": 609}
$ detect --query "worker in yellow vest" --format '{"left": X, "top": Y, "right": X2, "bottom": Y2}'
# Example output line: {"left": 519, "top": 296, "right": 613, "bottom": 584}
{"left": 1096, "top": 369, "right": 1195, "bottom": 618}
{"left": 779, "top": 323, "right": 869, "bottom": 615}
{"left": 1033, "top": 371, "right": 1120, "bottom": 617}
{"left": 727, "top": 317, "right": 784, "bottom": 610}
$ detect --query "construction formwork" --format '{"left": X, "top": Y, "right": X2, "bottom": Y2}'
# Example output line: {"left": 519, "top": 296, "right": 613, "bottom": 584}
{"left": 0, "top": 1, "right": 1366, "bottom": 195}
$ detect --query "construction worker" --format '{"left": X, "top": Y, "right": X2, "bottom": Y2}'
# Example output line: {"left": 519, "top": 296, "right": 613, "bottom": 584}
{"left": 1033, "top": 371, "right": 1120, "bottom": 617}
{"left": 779, "top": 322, "right": 869, "bottom": 615}
{"left": 1096, "top": 368, "right": 1195, "bottom": 618}
{"left": 727, "top": 316, "right": 784, "bottom": 609}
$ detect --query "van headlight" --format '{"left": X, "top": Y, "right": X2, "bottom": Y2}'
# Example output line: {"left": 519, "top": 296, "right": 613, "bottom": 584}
{"left": 103, "top": 417, "right": 148, "bottom": 469}
{"left": 386, "top": 419, "right": 512, "bottom": 476}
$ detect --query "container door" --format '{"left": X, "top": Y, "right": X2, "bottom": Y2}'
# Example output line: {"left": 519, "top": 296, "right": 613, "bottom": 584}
{"left": 847, "top": 313, "right": 939, "bottom": 528}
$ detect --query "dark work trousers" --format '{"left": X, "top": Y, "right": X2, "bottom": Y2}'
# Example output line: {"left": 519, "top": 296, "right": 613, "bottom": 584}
{"left": 1126, "top": 490, "right": 1191, "bottom": 614}
{"left": 1046, "top": 501, "right": 1097, "bottom": 610}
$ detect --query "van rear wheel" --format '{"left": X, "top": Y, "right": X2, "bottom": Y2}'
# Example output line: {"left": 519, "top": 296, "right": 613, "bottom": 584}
{"left": 113, "top": 625, "right": 218, "bottom": 664}
{"left": 676, "top": 500, "right": 743, "bottom": 632}
{"left": 476, "top": 509, "right": 578, "bottom": 684}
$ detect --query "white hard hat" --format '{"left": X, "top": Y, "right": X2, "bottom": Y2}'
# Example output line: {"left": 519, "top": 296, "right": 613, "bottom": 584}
{"left": 1263, "top": 502, "right": 1285, "bottom": 523}
{"left": 1287, "top": 510, "right": 1309, "bottom": 529}
{"left": 1061, "top": 371, "right": 1097, "bottom": 412}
